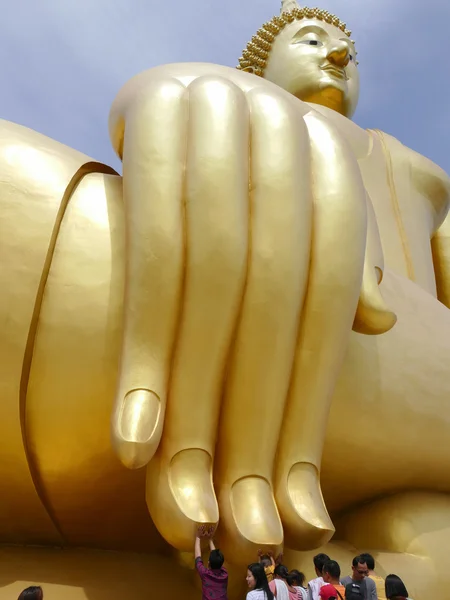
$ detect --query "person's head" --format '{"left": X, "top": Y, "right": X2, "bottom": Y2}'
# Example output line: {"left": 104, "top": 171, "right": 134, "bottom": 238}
{"left": 359, "top": 553, "right": 375, "bottom": 572}
{"left": 290, "top": 569, "right": 306, "bottom": 587}
{"left": 351, "top": 556, "right": 368, "bottom": 581}
{"left": 18, "top": 587, "right": 43, "bottom": 600}
{"left": 322, "top": 560, "right": 341, "bottom": 583}
{"left": 274, "top": 564, "right": 290, "bottom": 581}
{"left": 246, "top": 563, "right": 274, "bottom": 600}
{"left": 208, "top": 548, "right": 224, "bottom": 570}
{"left": 261, "top": 554, "right": 272, "bottom": 568}
{"left": 385, "top": 574, "right": 409, "bottom": 599}
{"left": 237, "top": 1, "right": 359, "bottom": 118}
{"left": 313, "top": 553, "right": 331, "bottom": 577}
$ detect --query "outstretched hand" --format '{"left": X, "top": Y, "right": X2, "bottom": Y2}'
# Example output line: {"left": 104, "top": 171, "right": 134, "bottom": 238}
{"left": 197, "top": 524, "right": 215, "bottom": 539}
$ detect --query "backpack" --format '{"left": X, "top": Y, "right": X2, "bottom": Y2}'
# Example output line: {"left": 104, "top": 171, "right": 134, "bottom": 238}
{"left": 345, "top": 583, "right": 364, "bottom": 600}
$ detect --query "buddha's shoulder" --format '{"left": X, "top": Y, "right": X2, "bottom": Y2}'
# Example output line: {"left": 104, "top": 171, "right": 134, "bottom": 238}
{"left": 305, "top": 105, "right": 449, "bottom": 186}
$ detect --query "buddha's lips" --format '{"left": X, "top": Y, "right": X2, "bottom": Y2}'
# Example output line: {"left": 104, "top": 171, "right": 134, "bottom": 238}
{"left": 321, "top": 64, "right": 348, "bottom": 80}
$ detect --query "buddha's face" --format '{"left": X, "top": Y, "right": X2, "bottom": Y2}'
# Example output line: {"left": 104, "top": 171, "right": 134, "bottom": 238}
{"left": 264, "top": 18, "right": 359, "bottom": 118}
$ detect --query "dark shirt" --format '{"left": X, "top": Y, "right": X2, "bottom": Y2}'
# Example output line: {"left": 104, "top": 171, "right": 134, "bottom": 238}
{"left": 341, "top": 577, "right": 377, "bottom": 600}
{"left": 195, "top": 557, "right": 228, "bottom": 600}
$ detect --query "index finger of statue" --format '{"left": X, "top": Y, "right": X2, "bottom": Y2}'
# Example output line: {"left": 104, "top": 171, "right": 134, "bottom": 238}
{"left": 145, "top": 75, "right": 249, "bottom": 550}
{"left": 110, "top": 78, "right": 188, "bottom": 468}
{"left": 213, "top": 87, "right": 313, "bottom": 563}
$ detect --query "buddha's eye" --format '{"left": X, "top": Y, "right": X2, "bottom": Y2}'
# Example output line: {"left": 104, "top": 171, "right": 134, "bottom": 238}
{"left": 298, "top": 39, "right": 323, "bottom": 46}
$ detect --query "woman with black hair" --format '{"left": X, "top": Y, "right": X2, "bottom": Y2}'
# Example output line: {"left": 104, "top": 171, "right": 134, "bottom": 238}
{"left": 385, "top": 574, "right": 413, "bottom": 600}
{"left": 246, "top": 562, "right": 275, "bottom": 600}
{"left": 18, "top": 587, "right": 43, "bottom": 600}
{"left": 269, "top": 564, "right": 302, "bottom": 600}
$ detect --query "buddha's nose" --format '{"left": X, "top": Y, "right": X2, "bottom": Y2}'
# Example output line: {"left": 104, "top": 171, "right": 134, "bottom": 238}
{"left": 327, "top": 41, "right": 350, "bottom": 67}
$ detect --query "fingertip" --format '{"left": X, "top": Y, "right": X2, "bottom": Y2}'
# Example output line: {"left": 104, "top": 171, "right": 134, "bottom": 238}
{"left": 112, "top": 437, "right": 158, "bottom": 470}
{"left": 169, "top": 449, "right": 219, "bottom": 524}
{"left": 112, "top": 389, "right": 163, "bottom": 468}
{"left": 217, "top": 476, "right": 283, "bottom": 563}
{"left": 146, "top": 449, "right": 219, "bottom": 550}
{"left": 277, "top": 462, "right": 335, "bottom": 550}
{"left": 353, "top": 284, "right": 398, "bottom": 335}
{"left": 119, "top": 389, "right": 161, "bottom": 441}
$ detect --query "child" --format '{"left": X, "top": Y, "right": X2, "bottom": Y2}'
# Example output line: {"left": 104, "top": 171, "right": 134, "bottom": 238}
{"left": 258, "top": 549, "right": 276, "bottom": 582}
{"left": 290, "top": 569, "right": 308, "bottom": 600}
{"left": 195, "top": 525, "right": 228, "bottom": 600}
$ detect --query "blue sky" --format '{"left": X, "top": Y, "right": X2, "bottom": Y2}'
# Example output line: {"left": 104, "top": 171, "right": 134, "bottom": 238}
{"left": 1, "top": 0, "right": 449, "bottom": 174}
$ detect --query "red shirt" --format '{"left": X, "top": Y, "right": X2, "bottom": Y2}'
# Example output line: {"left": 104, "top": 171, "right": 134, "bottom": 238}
{"left": 195, "top": 557, "right": 228, "bottom": 600}
{"left": 320, "top": 584, "right": 346, "bottom": 600}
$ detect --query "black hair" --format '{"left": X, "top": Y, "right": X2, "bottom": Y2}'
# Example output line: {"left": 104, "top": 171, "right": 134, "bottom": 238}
{"left": 385, "top": 574, "right": 409, "bottom": 599}
{"left": 18, "top": 587, "right": 43, "bottom": 600}
{"left": 209, "top": 548, "right": 224, "bottom": 569}
{"left": 290, "top": 569, "right": 306, "bottom": 587}
{"left": 323, "top": 560, "right": 341, "bottom": 579}
{"left": 314, "top": 553, "right": 331, "bottom": 572}
{"left": 351, "top": 555, "right": 366, "bottom": 568}
{"left": 274, "top": 564, "right": 295, "bottom": 586}
{"left": 360, "top": 553, "right": 375, "bottom": 571}
{"left": 248, "top": 562, "right": 274, "bottom": 600}
{"left": 261, "top": 554, "right": 272, "bottom": 568}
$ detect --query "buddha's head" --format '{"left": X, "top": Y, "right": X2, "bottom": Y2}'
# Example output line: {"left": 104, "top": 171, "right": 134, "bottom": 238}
{"left": 238, "top": 0, "right": 359, "bottom": 118}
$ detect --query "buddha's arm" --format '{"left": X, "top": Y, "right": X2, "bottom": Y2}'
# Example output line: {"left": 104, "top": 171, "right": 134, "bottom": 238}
{"left": 409, "top": 149, "right": 450, "bottom": 307}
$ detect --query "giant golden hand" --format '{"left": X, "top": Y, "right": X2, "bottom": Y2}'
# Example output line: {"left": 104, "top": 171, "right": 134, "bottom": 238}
{"left": 107, "top": 63, "right": 395, "bottom": 558}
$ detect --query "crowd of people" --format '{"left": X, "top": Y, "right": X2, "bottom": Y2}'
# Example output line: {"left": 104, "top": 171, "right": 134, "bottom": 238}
{"left": 10, "top": 531, "right": 414, "bottom": 600}
{"left": 195, "top": 527, "right": 413, "bottom": 600}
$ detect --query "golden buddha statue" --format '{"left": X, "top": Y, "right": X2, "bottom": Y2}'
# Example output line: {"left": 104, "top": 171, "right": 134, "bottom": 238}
{"left": 1, "top": 1, "right": 449, "bottom": 598}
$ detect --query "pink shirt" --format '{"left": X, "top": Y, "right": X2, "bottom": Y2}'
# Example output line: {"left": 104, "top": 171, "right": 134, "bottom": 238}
{"left": 195, "top": 557, "right": 228, "bottom": 600}
{"left": 269, "top": 579, "right": 301, "bottom": 600}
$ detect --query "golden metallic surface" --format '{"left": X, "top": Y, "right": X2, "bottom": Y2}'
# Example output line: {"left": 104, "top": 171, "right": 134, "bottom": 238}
{"left": 1, "top": 1, "right": 450, "bottom": 598}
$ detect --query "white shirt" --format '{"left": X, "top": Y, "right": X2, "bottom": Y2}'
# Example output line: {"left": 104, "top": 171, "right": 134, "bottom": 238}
{"left": 308, "top": 577, "right": 324, "bottom": 600}
{"left": 295, "top": 586, "right": 308, "bottom": 600}
{"left": 247, "top": 590, "right": 271, "bottom": 600}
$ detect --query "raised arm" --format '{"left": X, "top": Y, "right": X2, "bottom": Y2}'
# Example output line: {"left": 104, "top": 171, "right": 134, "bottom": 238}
{"left": 195, "top": 535, "right": 202, "bottom": 561}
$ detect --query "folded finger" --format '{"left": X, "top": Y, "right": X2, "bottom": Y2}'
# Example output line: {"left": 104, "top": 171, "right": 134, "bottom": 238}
{"left": 146, "top": 75, "right": 250, "bottom": 550}
{"left": 215, "top": 88, "right": 313, "bottom": 562}
{"left": 111, "top": 79, "right": 188, "bottom": 469}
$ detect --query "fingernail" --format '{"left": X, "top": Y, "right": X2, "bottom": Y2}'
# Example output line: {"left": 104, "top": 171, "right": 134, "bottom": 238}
{"left": 169, "top": 449, "right": 219, "bottom": 524}
{"left": 287, "top": 462, "right": 334, "bottom": 545}
{"left": 119, "top": 389, "right": 160, "bottom": 443}
{"left": 230, "top": 477, "right": 283, "bottom": 545}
